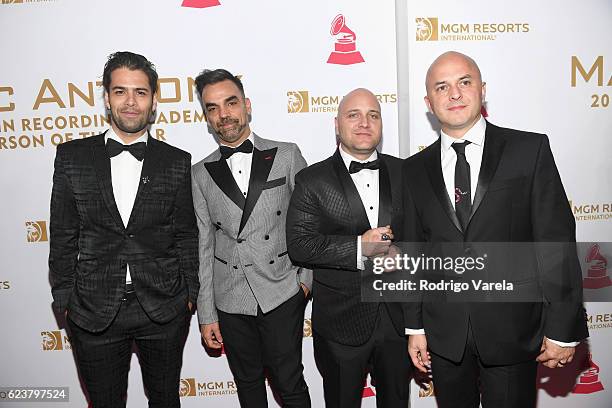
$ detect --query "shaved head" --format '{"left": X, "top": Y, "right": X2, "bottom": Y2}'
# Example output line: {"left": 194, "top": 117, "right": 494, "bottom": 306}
{"left": 426, "top": 51, "right": 482, "bottom": 90}
{"left": 337, "top": 88, "right": 381, "bottom": 117}
{"left": 335, "top": 87, "right": 382, "bottom": 160}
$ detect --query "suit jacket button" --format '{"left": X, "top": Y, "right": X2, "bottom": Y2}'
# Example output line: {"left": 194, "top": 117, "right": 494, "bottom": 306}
{"left": 233, "top": 265, "right": 238, "bottom": 269}
{"left": 276, "top": 211, "right": 281, "bottom": 215}
{"left": 269, "top": 260, "right": 274, "bottom": 264}
{"left": 128, "top": 234, "right": 135, "bottom": 238}
{"left": 216, "top": 221, "right": 222, "bottom": 226}
{"left": 237, "top": 238, "right": 244, "bottom": 243}
{"left": 264, "top": 235, "right": 269, "bottom": 240}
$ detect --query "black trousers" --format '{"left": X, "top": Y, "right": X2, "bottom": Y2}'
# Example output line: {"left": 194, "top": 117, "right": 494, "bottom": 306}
{"left": 430, "top": 321, "right": 538, "bottom": 408}
{"left": 217, "top": 289, "right": 310, "bottom": 408}
{"left": 67, "top": 292, "right": 189, "bottom": 408}
{"left": 313, "top": 305, "right": 411, "bottom": 408}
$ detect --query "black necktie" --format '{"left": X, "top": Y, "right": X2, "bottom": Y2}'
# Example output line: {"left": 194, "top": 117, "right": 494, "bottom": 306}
{"left": 220, "top": 139, "right": 253, "bottom": 160}
{"left": 452, "top": 141, "right": 472, "bottom": 231}
{"left": 349, "top": 159, "right": 380, "bottom": 174}
{"left": 106, "top": 138, "right": 146, "bottom": 161}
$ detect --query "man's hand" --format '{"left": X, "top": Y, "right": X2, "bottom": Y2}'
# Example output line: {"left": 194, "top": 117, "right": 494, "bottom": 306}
{"left": 362, "top": 226, "right": 394, "bottom": 257}
{"left": 201, "top": 322, "right": 223, "bottom": 349}
{"left": 408, "top": 334, "right": 431, "bottom": 373}
{"left": 536, "top": 336, "right": 575, "bottom": 368}
{"left": 300, "top": 283, "right": 310, "bottom": 298}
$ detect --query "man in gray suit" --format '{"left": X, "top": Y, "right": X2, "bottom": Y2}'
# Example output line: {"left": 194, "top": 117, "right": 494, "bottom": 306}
{"left": 191, "top": 69, "right": 312, "bottom": 408}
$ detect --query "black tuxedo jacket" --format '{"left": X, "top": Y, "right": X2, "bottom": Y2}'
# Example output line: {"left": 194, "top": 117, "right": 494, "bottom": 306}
{"left": 49, "top": 132, "right": 199, "bottom": 332}
{"left": 287, "top": 150, "right": 407, "bottom": 346}
{"left": 402, "top": 122, "right": 588, "bottom": 365}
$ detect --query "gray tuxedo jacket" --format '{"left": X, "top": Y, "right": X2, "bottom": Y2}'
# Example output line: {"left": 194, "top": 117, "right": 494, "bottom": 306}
{"left": 192, "top": 134, "right": 312, "bottom": 324}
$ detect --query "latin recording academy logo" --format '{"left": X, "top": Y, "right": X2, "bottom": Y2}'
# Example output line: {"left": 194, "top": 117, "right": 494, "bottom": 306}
{"left": 573, "top": 353, "right": 605, "bottom": 394}
{"left": 41, "top": 330, "right": 71, "bottom": 351}
{"left": 327, "top": 14, "right": 364, "bottom": 65}
{"left": 179, "top": 378, "right": 237, "bottom": 398}
{"left": 415, "top": 17, "right": 529, "bottom": 42}
{"left": 181, "top": 0, "right": 220, "bottom": 8}
{"left": 26, "top": 221, "right": 48, "bottom": 242}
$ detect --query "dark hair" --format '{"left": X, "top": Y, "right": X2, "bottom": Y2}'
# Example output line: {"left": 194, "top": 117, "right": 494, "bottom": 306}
{"left": 194, "top": 68, "right": 245, "bottom": 98}
{"left": 102, "top": 51, "right": 158, "bottom": 94}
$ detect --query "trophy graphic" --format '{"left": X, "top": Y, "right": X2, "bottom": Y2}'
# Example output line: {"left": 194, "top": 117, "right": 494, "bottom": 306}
{"left": 181, "top": 0, "right": 220, "bottom": 8}
{"left": 327, "top": 14, "right": 365, "bottom": 65}
{"left": 573, "top": 353, "right": 604, "bottom": 394}
{"left": 583, "top": 243, "right": 611, "bottom": 289}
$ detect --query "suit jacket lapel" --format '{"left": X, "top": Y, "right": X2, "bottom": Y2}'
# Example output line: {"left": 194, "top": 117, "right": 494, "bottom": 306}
{"left": 127, "top": 134, "right": 162, "bottom": 229}
{"left": 239, "top": 145, "right": 277, "bottom": 234}
{"left": 91, "top": 132, "right": 124, "bottom": 230}
{"left": 332, "top": 150, "right": 371, "bottom": 235}
{"left": 204, "top": 159, "right": 246, "bottom": 211}
{"left": 377, "top": 156, "right": 392, "bottom": 228}
{"left": 469, "top": 124, "right": 506, "bottom": 223}
{"left": 425, "top": 140, "right": 462, "bottom": 233}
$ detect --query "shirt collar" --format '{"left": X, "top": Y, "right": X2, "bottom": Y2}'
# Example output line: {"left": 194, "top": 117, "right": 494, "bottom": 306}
{"left": 440, "top": 116, "right": 486, "bottom": 152}
{"left": 219, "top": 132, "right": 254, "bottom": 149}
{"left": 105, "top": 127, "right": 149, "bottom": 145}
{"left": 339, "top": 144, "right": 378, "bottom": 172}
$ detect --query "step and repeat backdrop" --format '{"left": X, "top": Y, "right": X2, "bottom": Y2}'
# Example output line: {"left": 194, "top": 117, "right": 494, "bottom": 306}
{"left": 0, "top": 0, "right": 610, "bottom": 407}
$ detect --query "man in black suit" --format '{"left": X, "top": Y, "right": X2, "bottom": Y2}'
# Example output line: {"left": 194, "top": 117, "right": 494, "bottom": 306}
{"left": 49, "top": 51, "right": 199, "bottom": 408}
{"left": 287, "top": 88, "right": 411, "bottom": 407}
{"left": 404, "top": 51, "right": 588, "bottom": 407}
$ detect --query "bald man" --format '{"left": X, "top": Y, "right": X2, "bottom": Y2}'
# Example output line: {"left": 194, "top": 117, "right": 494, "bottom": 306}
{"left": 403, "top": 51, "right": 588, "bottom": 407}
{"left": 287, "top": 88, "right": 411, "bottom": 407}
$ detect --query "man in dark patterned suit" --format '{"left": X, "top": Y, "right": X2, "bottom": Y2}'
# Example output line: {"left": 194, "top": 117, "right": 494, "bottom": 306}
{"left": 287, "top": 88, "right": 411, "bottom": 407}
{"left": 49, "top": 51, "right": 199, "bottom": 408}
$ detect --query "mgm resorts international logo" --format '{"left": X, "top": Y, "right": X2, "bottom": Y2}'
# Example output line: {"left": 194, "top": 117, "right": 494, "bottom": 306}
{"left": 41, "top": 330, "right": 71, "bottom": 351}
{"left": 570, "top": 200, "right": 612, "bottom": 222}
{"left": 415, "top": 17, "right": 529, "bottom": 41}
{"left": 287, "top": 91, "right": 396, "bottom": 113}
{"left": 26, "top": 221, "right": 48, "bottom": 242}
{"left": 179, "top": 378, "right": 236, "bottom": 398}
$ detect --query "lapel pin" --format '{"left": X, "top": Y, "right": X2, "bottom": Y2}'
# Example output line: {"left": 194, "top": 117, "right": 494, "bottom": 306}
{"left": 141, "top": 176, "right": 150, "bottom": 184}
{"left": 264, "top": 155, "right": 272, "bottom": 160}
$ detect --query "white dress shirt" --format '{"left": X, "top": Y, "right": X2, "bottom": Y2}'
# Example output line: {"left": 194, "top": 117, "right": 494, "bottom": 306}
{"left": 407, "top": 117, "right": 577, "bottom": 346}
{"left": 105, "top": 128, "right": 147, "bottom": 284}
{"left": 221, "top": 133, "right": 255, "bottom": 198}
{"left": 338, "top": 145, "right": 379, "bottom": 269}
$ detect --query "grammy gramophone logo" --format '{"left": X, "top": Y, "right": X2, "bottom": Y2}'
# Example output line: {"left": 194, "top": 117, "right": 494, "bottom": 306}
{"left": 26, "top": 221, "right": 48, "bottom": 242}
{"left": 362, "top": 376, "right": 375, "bottom": 398}
{"left": 583, "top": 243, "right": 611, "bottom": 289}
{"left": 179, "top": 378, "right": 196, "bottom": 397}
{"left": 181, "top": 0, "right": 220, "bottom": 8}
{"left": 573, "top": 353, "right": 604, "bottom": 394}
{"left": 327, "top": 14, "right": 364, "bottom": 65}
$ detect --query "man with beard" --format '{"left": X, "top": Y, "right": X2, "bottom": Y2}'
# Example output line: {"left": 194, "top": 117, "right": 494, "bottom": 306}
{"left": 49, "top": 51, "right": 199, "bottom": 407}
{"left": 191, "top": 69, "right": 311, "bottom": 407}
{"left": 286, "top": 88, "right": 411, "bottom": 407}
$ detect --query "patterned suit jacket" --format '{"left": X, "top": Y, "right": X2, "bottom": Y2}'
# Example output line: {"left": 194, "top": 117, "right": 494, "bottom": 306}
{"left": 49, "top": 132, "right": 199, "bottom": 332}
{"left": 192, "top": 134, "right": 312, "bottom": 324}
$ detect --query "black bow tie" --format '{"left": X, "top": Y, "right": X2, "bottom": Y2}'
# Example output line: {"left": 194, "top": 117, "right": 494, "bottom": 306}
{"left": 349, "top": 159, "right": 380, "bottom": 174}
{"left": 220, "top": 139, "right": 254, "bottom": 160}
{"left": 106, "top": 138, "right": 146, "bottom": 161}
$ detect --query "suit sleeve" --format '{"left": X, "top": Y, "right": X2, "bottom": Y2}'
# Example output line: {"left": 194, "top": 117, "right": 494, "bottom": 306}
{"left": 192, "top": 166, "right": 218, "bottom": 324}
{"left": 48, "top": 144, "right": 80, "bottom": 314}
{"left": 286, "top": 171, "right": 358, "bottom": 271}
{"left": 531, "top": 135, "right": 588, "bottom": 342}
{"left": 401, "top": 160, "right": 427, "bottom": 330}
{"left": 174, "top": 154, "right": 200, "bottom": 305}
{"left": 288, "top": 145, "right": 313, "bottom": 290}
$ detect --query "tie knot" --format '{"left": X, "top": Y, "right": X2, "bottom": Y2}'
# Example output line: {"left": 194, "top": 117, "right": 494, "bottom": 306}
{"left": 220, "top": 139, "right": 253, "bottom": 160}
{"left": 451, "top": 141, "right": 471, "bottom": 156}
